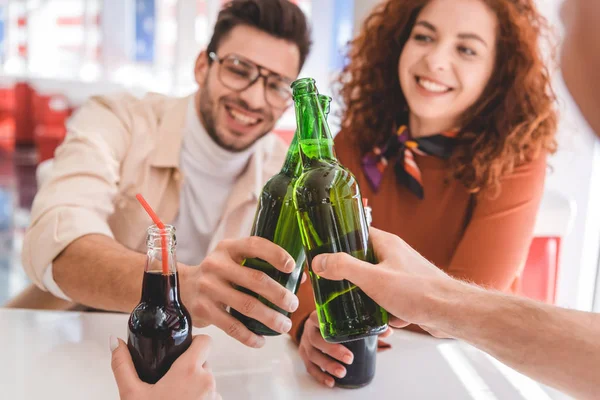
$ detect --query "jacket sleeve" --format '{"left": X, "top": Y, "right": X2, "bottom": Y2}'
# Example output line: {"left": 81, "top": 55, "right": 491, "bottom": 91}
{"left": 21, "top": 95, "right": 133, "bottom": 289}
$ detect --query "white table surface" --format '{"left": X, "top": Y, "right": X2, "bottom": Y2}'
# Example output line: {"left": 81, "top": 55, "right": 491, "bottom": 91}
{"left": 0, "top": 308, "right": 570, "bottom": 400}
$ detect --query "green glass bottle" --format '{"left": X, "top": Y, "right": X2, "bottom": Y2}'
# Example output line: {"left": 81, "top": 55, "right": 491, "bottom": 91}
{"left": 292, "top": 78, "right": 388, "bottom": 343}
{"left": 230, "top": 95, "right": 333, "bottom": 336}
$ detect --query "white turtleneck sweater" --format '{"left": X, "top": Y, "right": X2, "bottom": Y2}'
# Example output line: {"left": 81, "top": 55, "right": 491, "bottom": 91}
{"left": 172, "top": 97, "right": 254, "bottom": 266}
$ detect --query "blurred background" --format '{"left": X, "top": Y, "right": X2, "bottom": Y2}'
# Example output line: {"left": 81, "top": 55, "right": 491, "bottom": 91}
{"left": 0, "top": 0, "right": 599, "bottom": 320}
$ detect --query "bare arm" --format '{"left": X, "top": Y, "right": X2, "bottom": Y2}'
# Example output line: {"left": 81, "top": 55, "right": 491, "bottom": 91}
{"left": 432, "top": 280, "right": 600, "bottom": 399}
{"left": 312, "top": 228, "right": 600, "bottom": 399}
{"left": 53, "top": 234, "right": 146, "bottom": 312}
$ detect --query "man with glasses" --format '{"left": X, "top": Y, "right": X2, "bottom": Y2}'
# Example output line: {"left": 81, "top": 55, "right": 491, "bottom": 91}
{"left": 17, "top": 0, "right": 311, "bottom": 349}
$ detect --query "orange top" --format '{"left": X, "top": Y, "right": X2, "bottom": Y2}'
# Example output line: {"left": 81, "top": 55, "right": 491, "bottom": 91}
{"left": 290, "top": 130, "right": 547, "bottom": 342}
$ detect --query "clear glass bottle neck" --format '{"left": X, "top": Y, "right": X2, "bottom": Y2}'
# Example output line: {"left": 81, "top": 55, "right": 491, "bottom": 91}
{"left": 142, "top": 225, "right": 181, "bottom": 305}
{"left": 145, "top": 225, "right": 178, "bottom": 274}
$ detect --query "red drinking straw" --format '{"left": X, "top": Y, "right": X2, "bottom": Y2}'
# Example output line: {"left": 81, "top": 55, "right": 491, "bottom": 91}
{"left": 135, "top": 194, "right": 169, "bottom": 275}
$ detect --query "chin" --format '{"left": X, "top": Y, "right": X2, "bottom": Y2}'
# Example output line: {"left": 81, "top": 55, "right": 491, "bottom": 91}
{"left": 410, "top": 108, "right": 452, "bottom": 121}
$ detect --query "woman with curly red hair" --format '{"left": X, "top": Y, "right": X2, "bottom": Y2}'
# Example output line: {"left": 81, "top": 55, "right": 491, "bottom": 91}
{"left": 291, "top": 0, "right": 558, "bottom": 388}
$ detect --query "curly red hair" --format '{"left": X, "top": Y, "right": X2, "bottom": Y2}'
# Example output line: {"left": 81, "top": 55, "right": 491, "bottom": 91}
{"left": 338, "top": 0, "right": 558, "bottom": 194}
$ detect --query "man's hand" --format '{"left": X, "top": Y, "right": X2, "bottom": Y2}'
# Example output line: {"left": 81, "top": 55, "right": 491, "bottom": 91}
{"left": 311, "top": 228, "right": 454, "bottom": 331}
{"left": 110, "top": 335, "right": 219, "bottom": 400}
{"left": 179, "top": 237, "right": 300, "bottom": 348}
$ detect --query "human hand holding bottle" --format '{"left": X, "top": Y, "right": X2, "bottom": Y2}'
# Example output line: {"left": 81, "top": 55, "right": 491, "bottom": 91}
{"left": 311, "top": 227, "right": 454, "bottom": 337}
{"left": 110, "top": 335, "right": 220, "bottom": 400}
{"left": 178, "top": 237, "right": 301, "bottom": 348}
{"left": 298, "top": 310, "right": 394, "bottom": 387}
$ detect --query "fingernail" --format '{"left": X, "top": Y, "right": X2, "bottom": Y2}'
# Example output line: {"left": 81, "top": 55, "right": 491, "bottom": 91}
{"left": 252, "top": 336, "right": 266, "bottom": 348}
{"left": 281, "top": 318, "right": 292, "bottom": 333}
{"left": 326, "top": 378, "right": 335, "bottom": 388}
{"left": 343, "top": 354, "right": 353, "bottom": 364}
{"left": 313, "top": 256, "right": 326, "bottom": 274}
{"left": 289, "top": 295, "right": 299, "bottom": 312}
{"left": 335, "top": 367, "right": 346, "bottom": 378}
{"left": 109, "top": 335, "right": 119, "bottom": 353}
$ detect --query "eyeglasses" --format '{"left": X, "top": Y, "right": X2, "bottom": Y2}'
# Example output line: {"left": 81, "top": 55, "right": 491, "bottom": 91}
{"left": 208, "top": 52, "right": 294, "bottom": 109}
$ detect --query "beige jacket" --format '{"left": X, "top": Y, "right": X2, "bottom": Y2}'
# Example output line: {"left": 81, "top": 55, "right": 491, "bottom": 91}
{"left": 22, "top": 92, "right": 287, "bottom": 289}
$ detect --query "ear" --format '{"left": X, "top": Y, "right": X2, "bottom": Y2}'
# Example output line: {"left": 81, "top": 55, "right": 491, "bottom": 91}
{"left": 194, "top": 50, "right": 210, "bottom": 87}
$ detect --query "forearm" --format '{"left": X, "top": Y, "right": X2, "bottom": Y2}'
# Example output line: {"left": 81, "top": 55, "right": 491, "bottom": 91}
{"left": 429, "top": 279, "right": 600, "bottom": 399}
{"left": 53, "top": 234, "right": 146, "bottom": 312}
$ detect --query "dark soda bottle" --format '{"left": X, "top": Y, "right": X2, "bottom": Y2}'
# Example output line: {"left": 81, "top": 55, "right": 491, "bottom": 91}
{"left": 230, "top": 95, "right": 333, "bottom": 336}
{"left": 292, "top": 77, "right": 388, "bottom": 343}
{"left": 334, "top": 199, "right": 377, "bottom": 388}
{"left": 128, "top": 224, "right": 192, "bottom": 383}
{"left": 335, "top": 336, "right": 377, "bottom": 388}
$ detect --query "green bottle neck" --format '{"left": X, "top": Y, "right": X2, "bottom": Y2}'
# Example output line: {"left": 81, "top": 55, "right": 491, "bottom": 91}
{"left": 280, "top": 134, "right": 302, "bottom": 177}
{"left": 294, "top": 92, "right": 337, "bottom": 167}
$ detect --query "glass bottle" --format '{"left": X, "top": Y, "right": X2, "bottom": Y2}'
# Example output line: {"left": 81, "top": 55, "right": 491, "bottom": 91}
{"left": 127, "top": 224, "right": 192, "bottom": 383}
{"left": 292, "top": 77, "right": 388, "bottom": 343}
{"left": 231, "top": 95, "right": 332, "bottom": 336}
{"left": 334, "top": 198, "right": 378, "bottom": 388}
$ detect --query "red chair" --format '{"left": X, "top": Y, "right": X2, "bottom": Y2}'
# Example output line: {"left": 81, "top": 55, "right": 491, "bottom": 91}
{"left": 0, "top": 86, "right": 16, "bottom": 112}
{"left": 32, "top": 93, "right": 72, "bottom": 126}
{"left": 14, "top": 82, "right": 35, "bottom": 145}
{"left": 518, "top": 191, "right": 575, "bottom": 304}
{"left": 34, "top": 124, "right": 67, "bottom": 163}
{"left": 0, "top": 113, "right": 16, "bottom": 152}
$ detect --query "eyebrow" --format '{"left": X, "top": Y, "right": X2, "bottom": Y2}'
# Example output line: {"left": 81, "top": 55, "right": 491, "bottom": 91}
{"left": 414, "top": 20, "right": 489, "bottom": 48}
{"left": 227, "top": 52, "right": 295, "bottom": 82}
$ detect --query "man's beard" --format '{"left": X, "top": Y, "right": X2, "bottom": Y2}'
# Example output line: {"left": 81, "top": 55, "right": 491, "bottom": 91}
{"left": 198, "top": 81, "right": 274, "bottom": 153}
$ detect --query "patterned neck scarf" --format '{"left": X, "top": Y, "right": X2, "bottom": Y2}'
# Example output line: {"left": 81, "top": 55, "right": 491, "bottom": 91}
{"left": 361, "top": 125, "right": 459, "bottom": 199}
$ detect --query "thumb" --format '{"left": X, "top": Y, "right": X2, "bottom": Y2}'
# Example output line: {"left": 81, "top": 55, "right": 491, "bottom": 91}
{"left": 166, "top": 335, "right": 213, "bottom": 378}
{"left": 110, "top": 336, "right": 141, "bottom": 397}
{"left": 311, "top": 251, "right": 375, "bottom": 287}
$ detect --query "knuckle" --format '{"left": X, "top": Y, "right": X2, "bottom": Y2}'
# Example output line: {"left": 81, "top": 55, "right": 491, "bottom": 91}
{"left": 110, "top": 352, "right": 126, "bottom": 373}
{"left": 308, "top": 328, "right": 323, "bottom": 346}
{"left": 240, "top": 297, "right": 257, "bottom": 315}
{"left": 193, "top": 301, "right": 211, "bottom": 321}
{"left": 201, "top": 256, "right": 219, "bottom": 273}
{"left": 198, "top": 372, "right": 217, "bottom": 390}
{"left": 246, "top": 236, "right": 263, "bottom": 254}
{"left": 226, "top": 320, "right": 244, "bottom": 339}
{"left": 299, "top": 347, "right": 309, "bottom": 362}
{"left": 276, "top": 287, "right": 289, "bottom": 305}
{"left": 196, "top": 275, "right": 209, "bottom": 291}
{"left": 217, "top": 239, "right": 233, "bottom": 251}
{"left": 249, "top": 268, "right": 269, "bottom": 286}
{"left": 327, "top": 254, "right": 340, "bottom": 269}
{"left": 197, "top": 276, "right": 216, "bottom": 294}
{"left": 306, "top": 347, "right": 322, "bottom": 364}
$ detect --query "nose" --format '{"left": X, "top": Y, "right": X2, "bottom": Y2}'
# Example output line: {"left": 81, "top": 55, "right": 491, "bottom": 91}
{"left": 423, "top": 43, "right": 451, "bottom": 72}
{"left": 239, "top": 77, "right": 268, "bottom": 110}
